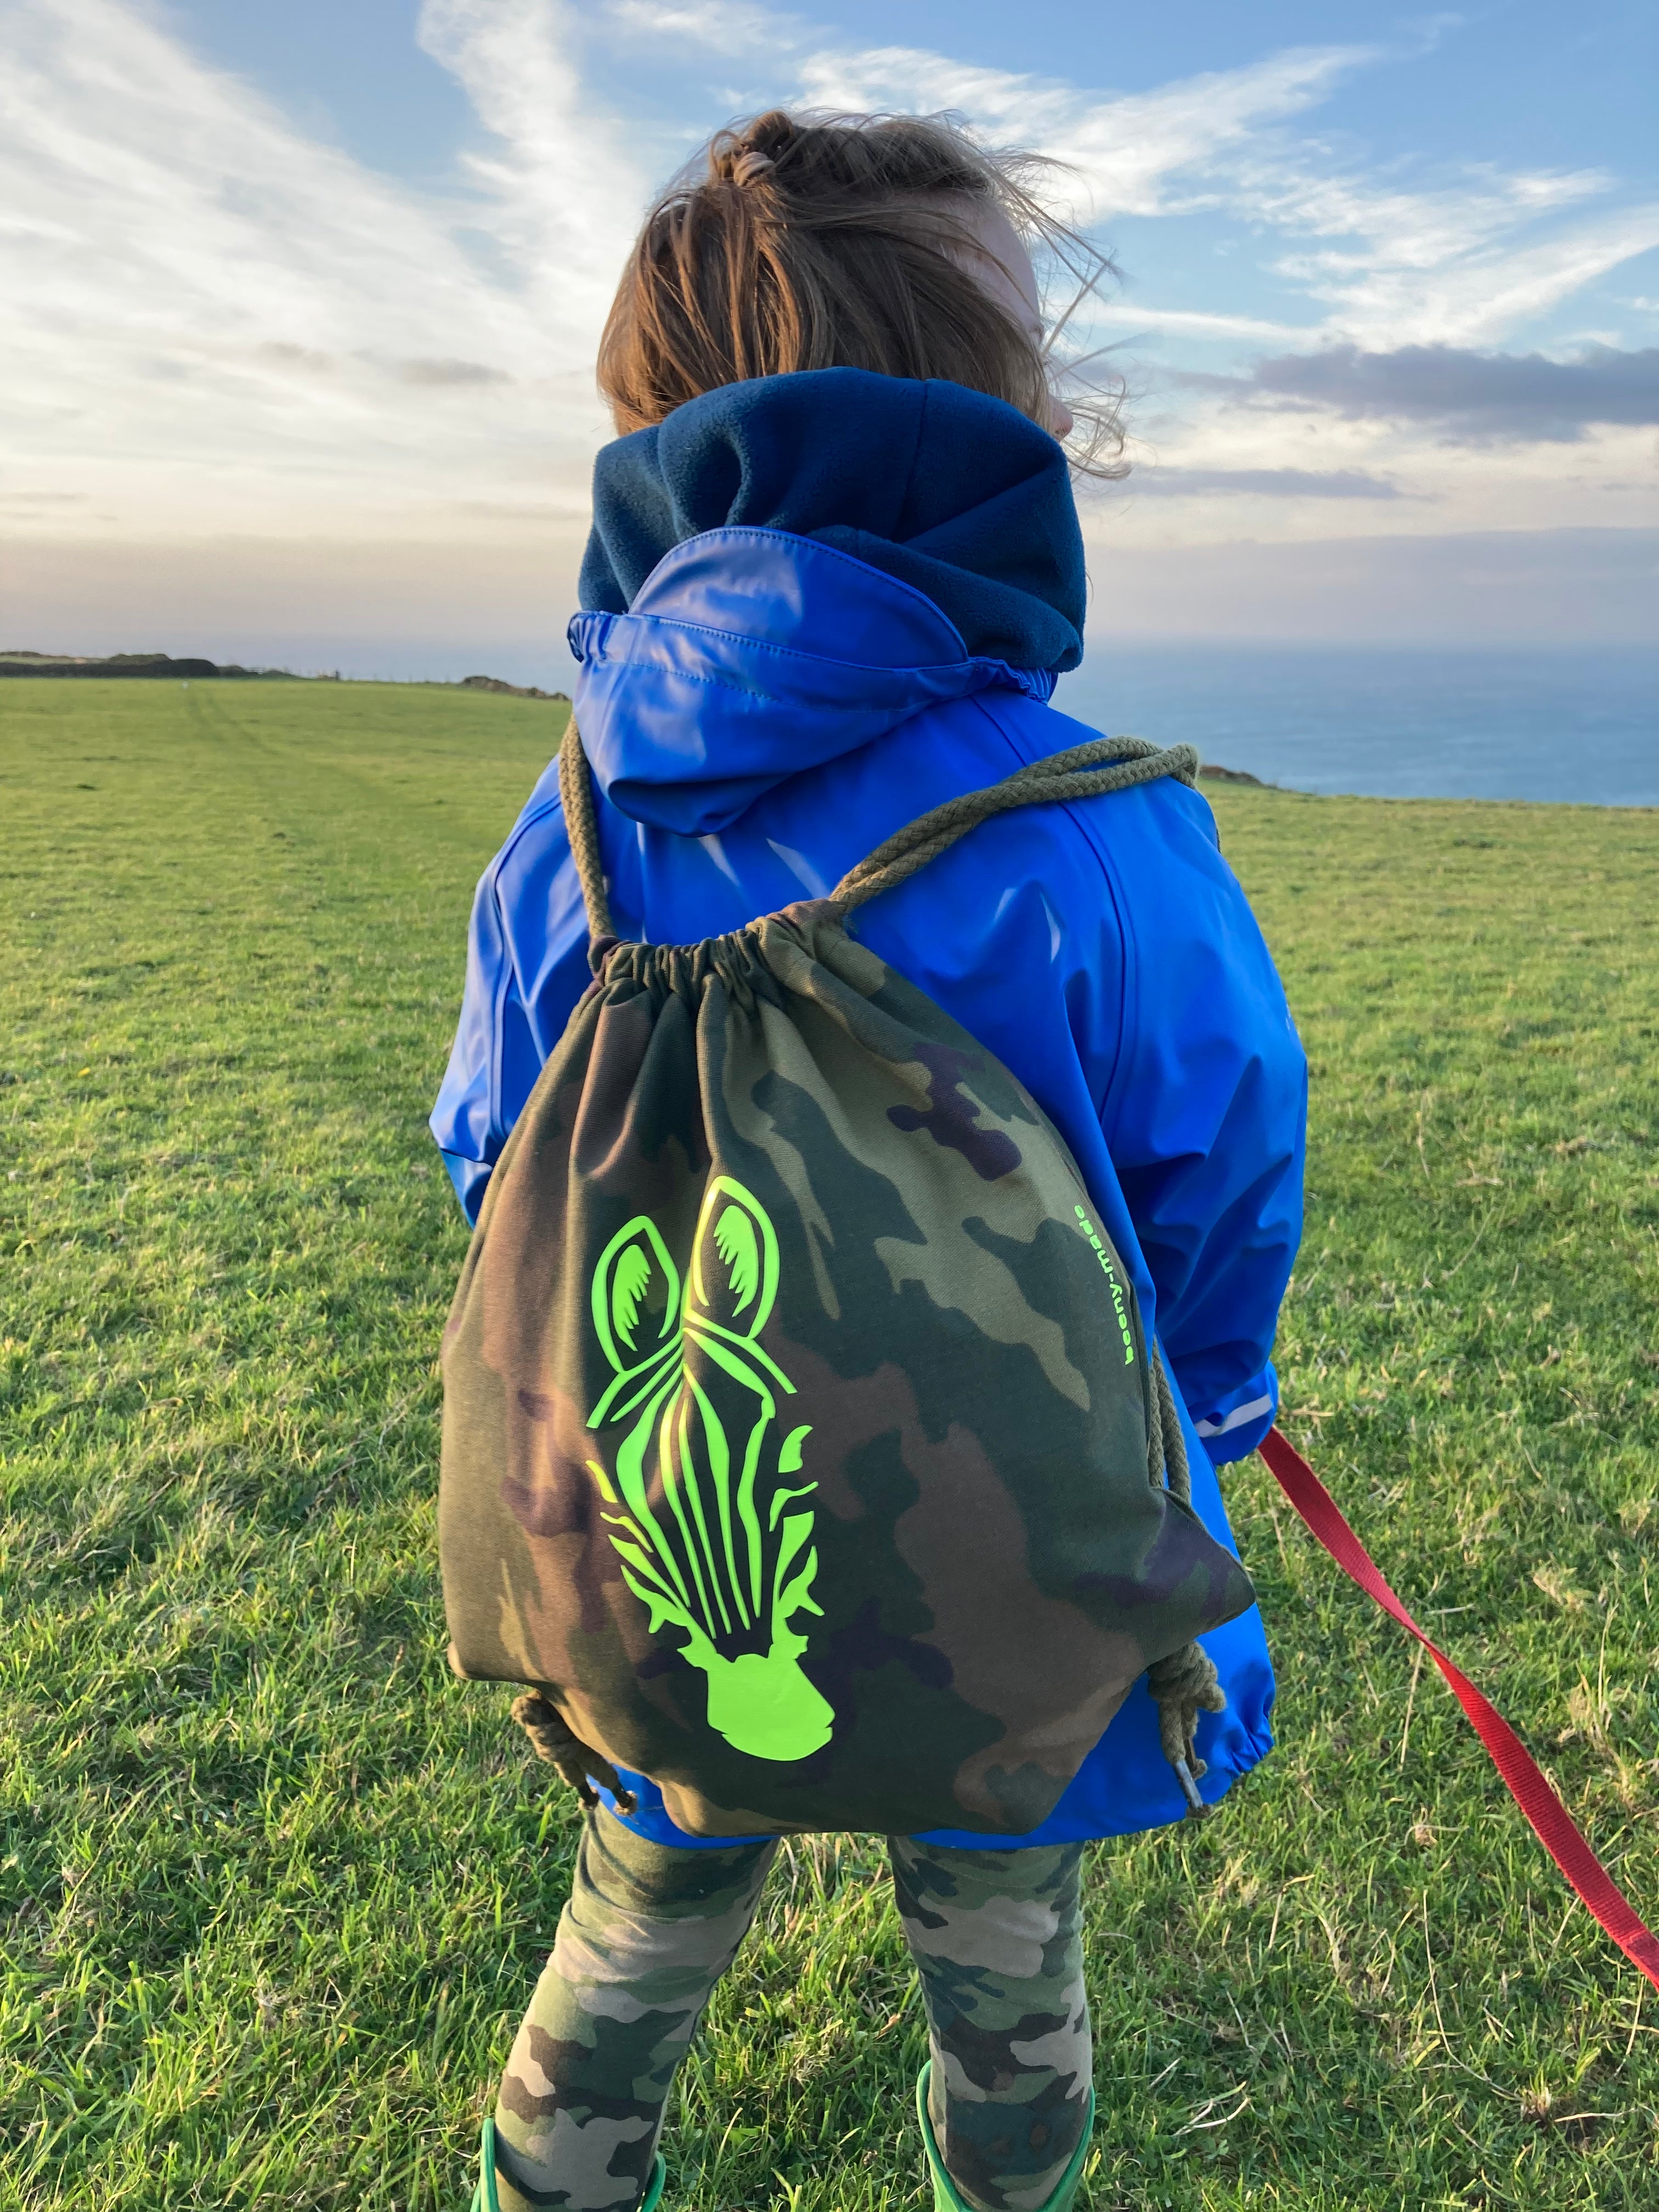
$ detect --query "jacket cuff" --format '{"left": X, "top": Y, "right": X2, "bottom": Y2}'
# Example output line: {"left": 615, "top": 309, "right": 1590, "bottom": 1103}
{"left": 438, "top": 1148, "right": 493, "bottom": 1224}
{"left": 1192, "top": 1363, "right": 1279, "bottom": 1465}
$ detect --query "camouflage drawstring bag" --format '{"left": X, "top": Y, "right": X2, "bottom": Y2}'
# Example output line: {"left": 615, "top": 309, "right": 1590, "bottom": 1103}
{"left": 438, "top": 723, "right": 1256, "bottom": 1838}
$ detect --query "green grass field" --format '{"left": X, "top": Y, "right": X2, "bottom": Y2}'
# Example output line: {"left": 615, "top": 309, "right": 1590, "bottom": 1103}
{"left": 3, "top": 679, "right": 1657, "bottom": 2211}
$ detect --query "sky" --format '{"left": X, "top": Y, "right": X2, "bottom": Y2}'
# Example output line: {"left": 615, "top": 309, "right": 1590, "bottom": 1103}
{"left": 2, "top": 0, "right": 1656, "bottom": 677}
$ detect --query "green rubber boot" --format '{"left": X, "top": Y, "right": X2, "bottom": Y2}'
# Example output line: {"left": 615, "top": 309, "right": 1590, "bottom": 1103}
{"left": 470, "top": 2118, "right": 666, "bottom": 2211}
{"left": 916, "top": 2064, "right": 1096, "bottom": 2212}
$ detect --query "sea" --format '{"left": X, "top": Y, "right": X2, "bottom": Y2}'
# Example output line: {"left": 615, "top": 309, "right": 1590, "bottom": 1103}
{"left": 294, "top": 636, "right": 1656, "bottom": 808}
{"left": 1052, "top": 645, "right": 1658, "bottom": 809}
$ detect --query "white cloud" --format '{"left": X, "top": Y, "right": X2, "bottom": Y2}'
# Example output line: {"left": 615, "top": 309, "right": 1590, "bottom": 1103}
{"left": 793, "top": 42, "right": 1375, "bottom": 224}
{"left": 792, "top": 36, "right": 1657, "bottom": 354}
{"left": 0, "top": 0, "right": 635, "bottom": 544}
{"left": 1091, "top": 305, "right": 1315, "bottom": 346}
{"left": 1285, "top": 204, "right": 1659, "bottom": 348}
{"left": 604, "top": 0, "right": 805, "bottom": 56}
{"left": 416, "top": 0, "right": 645, "bottom": 324}
{"left": 2, "top": 0, "right": 1653, "bottom": 663}
{"left": 1214, "top": 149, "right": 1659, "bottom": 348}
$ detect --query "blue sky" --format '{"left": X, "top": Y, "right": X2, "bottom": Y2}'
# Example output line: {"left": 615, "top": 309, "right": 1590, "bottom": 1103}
{"left": 3, "top": 0, "right": 1655, "bottom": 672}
{"left": 171, "top": 2, "right": 1659, "bottom": 209}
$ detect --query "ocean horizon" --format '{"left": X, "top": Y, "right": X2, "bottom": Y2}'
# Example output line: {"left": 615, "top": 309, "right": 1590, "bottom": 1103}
{"left": 111, "top": 636, "right": 1657, "bottom": 810}
{"left": 1054, "top": 644, "right": 1658, "bottom": 810}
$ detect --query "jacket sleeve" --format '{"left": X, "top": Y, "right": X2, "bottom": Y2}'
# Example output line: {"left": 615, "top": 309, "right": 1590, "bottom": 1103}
{"left": 428, "top": 787, "right": 592, "bottom": 1225}
{"left": 1098, "top": 792, "right": 1307, "bottom": 1465}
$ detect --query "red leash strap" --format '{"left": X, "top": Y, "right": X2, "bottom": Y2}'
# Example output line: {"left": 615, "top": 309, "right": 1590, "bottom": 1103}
{"left": 1259, "top": 1424, "right": 1659, "bottom": 1993}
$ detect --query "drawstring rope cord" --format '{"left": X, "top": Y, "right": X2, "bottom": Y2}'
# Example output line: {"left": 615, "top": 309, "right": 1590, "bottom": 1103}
{"left": 554, "top": 716, "right": 1221, "bottom": 1815}
{"left": 820, "top": 731, "right": 1199, "bottom": 916}
{"left": 1144, "top": 1341, "right": 1226, "bottom": 1814}
{"left": 557, "top": 718, "right": 1200, "bottom": 945}
{"left": 558, "top": 720, "right": 616, "bottom": 943}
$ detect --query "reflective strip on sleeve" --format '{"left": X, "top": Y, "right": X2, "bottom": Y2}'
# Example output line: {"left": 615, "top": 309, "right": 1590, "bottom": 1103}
{"left": 1194, "top": 1391, "right": 1274, "bottom": 1440}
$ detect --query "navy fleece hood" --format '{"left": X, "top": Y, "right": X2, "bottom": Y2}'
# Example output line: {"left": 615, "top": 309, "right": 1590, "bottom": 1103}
{"left": 579, "top": 369, "right": 1086, "bottom": 668}
{"left": 569, "top": 369, "right": 1088, "bottom": 833}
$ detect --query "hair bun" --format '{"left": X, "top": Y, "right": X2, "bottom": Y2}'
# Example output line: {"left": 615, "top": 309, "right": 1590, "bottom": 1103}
{"left": 716, "top": 107, "right": 797, "bottom": 183}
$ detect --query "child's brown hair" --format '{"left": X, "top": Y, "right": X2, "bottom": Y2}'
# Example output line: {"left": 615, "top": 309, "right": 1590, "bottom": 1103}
{"left": 598, "top": 108, "right": 1122, "bottom": 472}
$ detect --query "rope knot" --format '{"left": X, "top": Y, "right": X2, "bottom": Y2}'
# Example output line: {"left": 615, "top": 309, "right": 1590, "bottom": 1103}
{"left": 1146, "top": 1641, "right": 1227, "bottom": 1817}
{"left": 511, "top": 1691, "right": 636, "bottom": 1815}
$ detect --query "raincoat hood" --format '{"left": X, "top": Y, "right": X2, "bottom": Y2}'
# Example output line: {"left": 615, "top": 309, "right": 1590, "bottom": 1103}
{"left": 568, "top": 368, "right": 1087, "bottom": 835}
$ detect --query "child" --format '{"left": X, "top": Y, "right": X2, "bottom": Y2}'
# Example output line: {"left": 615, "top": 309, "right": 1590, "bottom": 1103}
{"left": 432, "top": 109, "right": 1306, "bottom": 2212}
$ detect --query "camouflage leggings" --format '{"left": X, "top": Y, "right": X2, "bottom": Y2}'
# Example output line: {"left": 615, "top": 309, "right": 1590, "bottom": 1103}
{"left": 493, "top": 1807, "right": 1090, "bottom": 2212}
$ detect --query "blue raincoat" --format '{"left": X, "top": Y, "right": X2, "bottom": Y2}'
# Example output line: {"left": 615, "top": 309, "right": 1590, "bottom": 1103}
{"left": 432, "top": 369, "right": 1307, "bottom": 1849}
